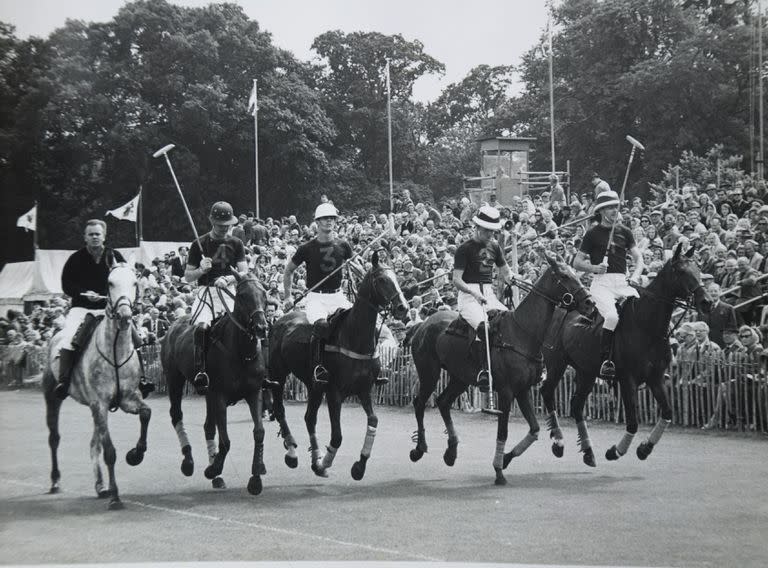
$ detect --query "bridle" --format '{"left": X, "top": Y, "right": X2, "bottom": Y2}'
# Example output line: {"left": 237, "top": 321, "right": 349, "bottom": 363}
{"left": 507, "top": 268, "right": 591, "bottom": 311}
{"left": 216, "top": 277, "right": 267, "bottom": 342}
{"left": 105, "top": 266, "right": 138, "bottom": 322}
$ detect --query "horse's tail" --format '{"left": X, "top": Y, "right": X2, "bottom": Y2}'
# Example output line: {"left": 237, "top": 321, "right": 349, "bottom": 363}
{"left": 402, "top": 322, "right": 423, "bottom": 348}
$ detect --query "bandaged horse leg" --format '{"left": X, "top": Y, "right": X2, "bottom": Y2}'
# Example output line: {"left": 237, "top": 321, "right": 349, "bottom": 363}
{"left": 570, "top": 371, "right": 597, "bottom": 466}
{"left": 547, "top": 410, "right": 565, "bottom": 456}
{"left": 204, "top": 394, "right": 230, "bottom": 482}
{"left": 606, "top": 378, "right": 640, "bottom": 461}
{"left": 90, "top": 427, "right": 108, "bottom": 497}
{"left": 321, "top": 388, "right": 343, "bottom": 470}
{"left": 305, "top": 386, "right": 327, "bottom": 477}
{"left": 174, "top": 421, "right": 194, "bottom": 476}
{"left": 637, "top": 376, "right": 674, "bottom": 460}
{"left": 267, "top": 381, "right": 298, "bottom": 468}
{"left": 436, "top": 377, "right": 466, "bottom": 467}
{"left": 503, "top": 390, "right": 540, "bottom": 469}
{"left": 244, "top": 390, "right": 265, "bottom": 496}
{"left": 351, "top": 392, "right": 377, "bottom": 481}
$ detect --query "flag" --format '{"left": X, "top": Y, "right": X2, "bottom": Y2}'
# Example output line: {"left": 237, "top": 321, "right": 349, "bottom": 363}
{"left": 248, "top": 79, "right": 258, "bottom": 116}
{"left": 106, "top": 192, "right": 141, "bottom": 222}
{"left": 385, "top": 59, "right": 391, "bottom": 96}
{"left": 16, "top": 205, "right": 37, "bottom": 232}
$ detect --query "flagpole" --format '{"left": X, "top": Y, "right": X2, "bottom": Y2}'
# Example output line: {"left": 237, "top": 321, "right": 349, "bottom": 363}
{"left": 386, "top": 59, "right": 394, "bottom": 213}
{"left": 547, "top": 8, "right": 556, "bottom": 174}
{"left": 33, "top": 200, "right": 38, "bottom": 260}
{"left": 137, "top": 185, "right": 142, "bottom": 246}
{"left": 758, "top": 0, "right": 764, "bottom": 180}
{"left": 252, "top": 79, "right": 260, "bottom": 219}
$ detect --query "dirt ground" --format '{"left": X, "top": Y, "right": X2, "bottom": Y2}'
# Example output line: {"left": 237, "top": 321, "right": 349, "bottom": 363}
{"left": 1, "top": 390, "right": 766, "bottom": 567}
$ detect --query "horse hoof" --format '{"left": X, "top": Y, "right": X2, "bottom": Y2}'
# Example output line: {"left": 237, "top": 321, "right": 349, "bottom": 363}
{"left": 583, "top": 449, "right": 597, "bottom": 468}
{"left": 443, "top": 448, "right": 457, "bottom": 467}
{"left": 636, "top": 442, "right": 654, "bottom": 460}
{"left": 247, "top": 476, "right": 262, "bottom": 496}
{"left": 108, "top": 498, "right": 124, "bottom": 511}
{"left": 552, "top": 442, "right": 564, "bottom": 458}
{"left": 204, "top": 465, "right": 221, "bottom": 480}
{"left": 181, "top": 458, "right": 194, "bottom": 477}
{"left": 605, "top": 446, "right": 620, "bottom": 461}
{"left": 311, "top": 462, "right": 328, "bottom": 478}
{"left": 351, "top": 461, "right": 366, "bottom": 481}
{"left": 494, "top": 468, "right": 507, "bottom": 486}
{"left": 49, "top": 485, "right": 60, "bottom": 495}
{"left": 97, "top": 489, "right": 111, "bottom": 499}
{"left": 285, "top": 454, "right": 298, "bottom": 469}
{"left": 409, "top": 448, "right": 424, "bottom": 462}
{"left": 211, "top": 477, "right": 226, "bottom": 489}
{"left": 125, "top": 448, "right": 144, "bottom": 466}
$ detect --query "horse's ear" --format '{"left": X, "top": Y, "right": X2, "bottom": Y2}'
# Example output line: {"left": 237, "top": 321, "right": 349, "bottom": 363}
{"left": 673, "top": 242, "right": 683, "bottom": 259}
{"left": 371, "top": 250, "right": 379, "bottom": 268}
{"left": 684, "top": 246, "right": 695, "bottom": 258}
{"left": 230, "top": 267, "right": 242, "bottom": 282}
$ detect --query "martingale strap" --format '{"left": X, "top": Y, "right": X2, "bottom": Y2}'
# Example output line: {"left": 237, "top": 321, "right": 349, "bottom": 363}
{"left": 324, "top": 344, "right": 379, "bottom": 361}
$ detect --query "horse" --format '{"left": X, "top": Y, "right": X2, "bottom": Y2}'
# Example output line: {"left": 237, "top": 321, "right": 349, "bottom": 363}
{"left": 407, "top": 253, "right": 596, "bottom": 485}
{"left": 43, "top": 263, "right": 150, "bottom": 510}
{"left": 161, "top": 271, "right": 269, "bottom": 495}
{"left": 267, "top": 251, "right": 409, "bottom": 480}
{"left": 540, "top": 243, "right": 713, "bottom": 465}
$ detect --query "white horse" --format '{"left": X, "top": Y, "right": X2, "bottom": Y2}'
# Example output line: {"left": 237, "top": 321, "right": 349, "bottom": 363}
{"left": 43, "top": 263, "right": 150, "bottom": 510}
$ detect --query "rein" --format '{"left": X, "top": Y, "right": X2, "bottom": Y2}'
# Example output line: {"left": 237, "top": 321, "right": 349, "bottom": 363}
{"left": 213, "top": 282, "right": 265, "bottom": 362}
{"left": 629, "top": 281, "right": 703, "bottom": 340}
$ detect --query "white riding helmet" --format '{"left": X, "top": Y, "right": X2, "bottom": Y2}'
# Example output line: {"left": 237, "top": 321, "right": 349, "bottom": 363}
{"left": 314, "top": 203, "right": 339, "bottom": 220}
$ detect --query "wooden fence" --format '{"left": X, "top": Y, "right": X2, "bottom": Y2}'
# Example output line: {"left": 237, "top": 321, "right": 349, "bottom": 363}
{"left": 2, "top": 344, "right": 765, "bottom": 433}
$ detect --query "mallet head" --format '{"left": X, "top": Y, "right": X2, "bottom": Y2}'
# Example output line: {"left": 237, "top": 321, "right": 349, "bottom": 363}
{"left": 626, "top": 135, "right": 645, "bottom": 151}
{"left": 152, "top": 144, "right": 176, "bottom": 158}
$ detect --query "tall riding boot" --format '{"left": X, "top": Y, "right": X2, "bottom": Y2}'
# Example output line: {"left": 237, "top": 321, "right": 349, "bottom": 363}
{"left": 136, "top": 349, "right": 155, "bottom": 398}
{"left": 54, "top": 348, "right": 78, "bottom": 400}
{"left": 193, "top": 324, "right": 210, "bottom": 394}
{"left": 599, "top": 328, "right": 616, "bottom": 379}
{"left": 475, "top": 322, "right": 490, "bottom": 393}
{"left": 311, "top": 335, "right": 330, "bottom": 385}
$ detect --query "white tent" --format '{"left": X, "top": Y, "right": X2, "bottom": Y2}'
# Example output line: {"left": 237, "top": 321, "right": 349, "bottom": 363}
{"left": 0, "top": 261, "right": 35, "bottom": 316}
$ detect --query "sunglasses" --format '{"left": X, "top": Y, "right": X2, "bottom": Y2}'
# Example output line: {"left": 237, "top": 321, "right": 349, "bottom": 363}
{"left": 739, "top": 333, "right": 752, "bottom": 338}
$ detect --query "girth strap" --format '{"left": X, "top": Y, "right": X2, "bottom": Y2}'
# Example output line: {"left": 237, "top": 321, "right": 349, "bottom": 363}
{"left": 324, "top": 344, "right": 378, "bottom": 361}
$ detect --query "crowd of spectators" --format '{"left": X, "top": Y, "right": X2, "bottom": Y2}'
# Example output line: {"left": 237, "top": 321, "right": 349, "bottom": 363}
{"left": 1, "top": 175, "right": 766, "bottom": 425}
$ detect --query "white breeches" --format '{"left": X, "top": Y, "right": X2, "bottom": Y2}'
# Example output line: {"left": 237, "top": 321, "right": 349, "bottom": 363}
{"left": 457, "top": 283, "right": 508, "bottom": 329}
{"left": 58, "top": 307, "right": 104, "bottom": 351}
{"left": 191, "top": 286, "right": 235, "bottom": 325}
{"left": 590, "top": 273, "right": 639, "bottom": 331}
{"left": 304, "top": 291, "right": 352, "bottom": 324}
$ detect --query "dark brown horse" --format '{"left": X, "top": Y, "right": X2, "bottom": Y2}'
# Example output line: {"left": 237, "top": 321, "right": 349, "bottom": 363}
{"left": 407, "top": 254, "right": 595, "bottom": 485}
{"left": 541, "top": 243, "right": 713, "bottom": 465}
{"left": 161, "top": 272, "right": 269, "bottom": 495}
{"left": 267, "top": 251, "right": 409, "bottom": 480}
{"left": 43, "top": 264, "right": 150, "bottom": 510}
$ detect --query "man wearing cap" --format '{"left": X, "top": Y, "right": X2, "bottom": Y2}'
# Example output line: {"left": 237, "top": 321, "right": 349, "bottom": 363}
{"left": 574, "top": 190, "right": 644, "bottom": 379}
{"left": 185, "top": 201, "right": 248, "bottom": 392}
{"left": 282, "top": 202, "right": 353, "bottom": 384}
{"left": 453, "top": 205, "right": 513, "bottom": 391}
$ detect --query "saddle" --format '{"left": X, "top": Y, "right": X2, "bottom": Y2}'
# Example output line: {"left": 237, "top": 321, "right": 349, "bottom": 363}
{"left": 71, "top": 313, "right": 104, "bottom": 351}
{"left": 445, "top": 311, "right": 504, "bottom": 366}
{"left": 572, "top": 298, "right": 630, "bottom": 332}
{"left": 312, "top": 307, "right": 350, "bottom": 342}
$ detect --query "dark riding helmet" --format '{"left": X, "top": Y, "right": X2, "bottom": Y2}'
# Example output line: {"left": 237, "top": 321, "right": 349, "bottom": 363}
{"left": 210, "top": 201, "right": 238, "bottom": 225}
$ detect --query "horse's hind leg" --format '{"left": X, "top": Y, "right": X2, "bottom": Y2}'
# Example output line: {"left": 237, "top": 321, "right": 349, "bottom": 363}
{"left": 540, "top": 358, "right": 567, "bottom": 458}
{"left": 315, "top": 387, "right": 343, "bottom": 477}
{"left": 436, "top": 376, "right": 467, "bottom": 467}
{"left": 351, "top": 390, "right": 377, "bottom": 481}
{"left": 570, "top": 371, "right": 597, "bottom": 467}
{"left": 491, "top": 387, "right": 514, "bottom": 486}
{"left": 305, "top": 385, "right": 327, "bottom": 477}
{"left": 269, "top": 380, "right": 298, "bottom": 468}
{"left": 204, "top": 394, "right": 224, "bottom": 489}
{"left": 244, "top": 389, "right": 266, "bottom": 496}
{"left": 204, "top": 394, "right": 230, "bottom": 484}
{"left": 168, "top": 371, "right": 194, "bottom": 477}
{"left": 44, "top": 386, "right": 63, "bottom": 494}
{"left": 410, "top": 361, "right": 439, "bottom": 463}
{"left": 122, "top": 396, "right": 151, "bottom": 467}
{"left": 91, "top": 404, "right": 122, "bottom": 510}
{"left": 606, "top": 378, "right": 639, "bottom": 461}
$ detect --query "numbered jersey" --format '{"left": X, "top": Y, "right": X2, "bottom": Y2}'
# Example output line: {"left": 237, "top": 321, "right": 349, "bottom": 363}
{"left": 291, "top": 238, "right": 353, "bottom": 292}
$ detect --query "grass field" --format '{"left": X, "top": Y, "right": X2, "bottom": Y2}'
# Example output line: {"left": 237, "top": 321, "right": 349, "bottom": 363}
{"left": 1, "top": 390, "right": 766, "bottom": 567}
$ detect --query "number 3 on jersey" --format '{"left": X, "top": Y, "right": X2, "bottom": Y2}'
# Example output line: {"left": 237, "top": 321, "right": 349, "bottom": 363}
{"left": 319, "top": 245, "right": 337, "bottom": 273}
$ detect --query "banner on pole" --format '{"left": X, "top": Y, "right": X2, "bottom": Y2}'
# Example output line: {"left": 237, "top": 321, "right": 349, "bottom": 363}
{"left": 16, "top": 205, "right": 37, "bottom": 232}
{"left": 106, "top": 193, "right": 141, "bottom": 222}
{"left": 248, "top": 79, "right": 258, "bottom": 116}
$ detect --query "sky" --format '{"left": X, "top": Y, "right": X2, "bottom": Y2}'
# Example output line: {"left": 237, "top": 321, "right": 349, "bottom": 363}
{"left": 0, "top": 0, "right": 550, "bottom": 102}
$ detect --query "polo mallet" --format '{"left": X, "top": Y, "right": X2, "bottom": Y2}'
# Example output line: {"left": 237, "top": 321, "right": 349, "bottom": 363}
{"left": 152, "top": 144, "right": 204, "bottom": 253}
{"left": 480, "top": 306, "right": 502, "bottom": 416}
{"left": 602, "top": 135, "right": 645, "bottom": 266}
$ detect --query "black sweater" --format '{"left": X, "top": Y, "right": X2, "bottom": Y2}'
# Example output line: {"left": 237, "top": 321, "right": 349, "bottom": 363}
{"left": 61, "top": 247, "right": 125, "bottom": 309}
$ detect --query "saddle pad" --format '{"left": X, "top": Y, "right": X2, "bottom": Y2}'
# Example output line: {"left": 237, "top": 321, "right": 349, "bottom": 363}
{"left": 445, "top": 309, "right": 505, "bottom": 341}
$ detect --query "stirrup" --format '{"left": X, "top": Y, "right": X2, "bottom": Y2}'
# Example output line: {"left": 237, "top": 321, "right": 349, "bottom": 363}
{"left": 53, "top": 381, "right": 70, "bottom": 400}
{"left": 193, "top": 371, "right": 210, "bottom": 394}
{"left": 599, "top": 359, "right": 616, "bottom": 379}
{"left": 476, "top": 370, "right": 490, "bottom": 393}
{"left": 139, "top": 378, "right": 155, "bottom": 399}
{"left": 313, "top": 364, "right": 330, "bottom": 385}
